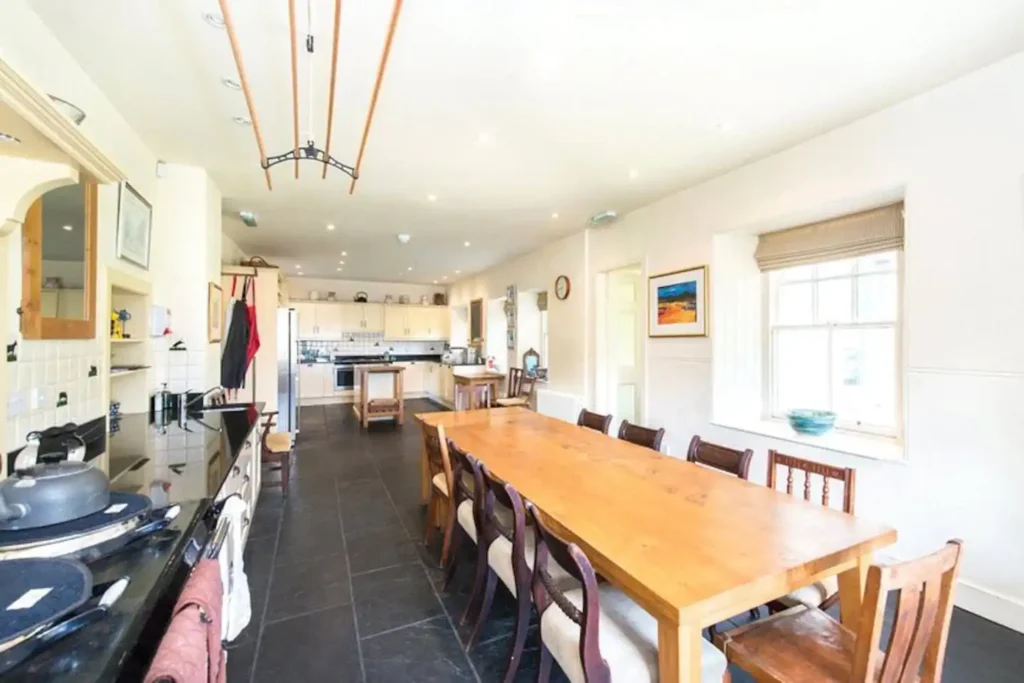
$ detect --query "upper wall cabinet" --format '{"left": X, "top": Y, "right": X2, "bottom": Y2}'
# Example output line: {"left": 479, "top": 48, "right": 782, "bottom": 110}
{"left": 20, "top": 180, "right": 98, "bottom": 339}
{"left": 384, "top": 305, "right": 449, "bottom": 341}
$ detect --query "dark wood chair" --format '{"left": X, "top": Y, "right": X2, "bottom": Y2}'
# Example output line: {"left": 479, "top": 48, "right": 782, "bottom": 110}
{"left": 576, "top": 408, "right": 613, "bottom": 434}
{"left": 617, "top": 420, "right": 666, "bottom": 452}
{"left": 766, "top": 450, "right": 857, "bottom": 613}
{"left": 422, "top": 422, "right": 458, "bottom": 567}
{"left": 260, "top": 411, "right": 292, "bottom": 497}
{"left": 442, "top": 440, "right": 478, "bottom": 591}
{"left": 530, "top": 505, "right": 730, "bottom": 683}
{"left": 687, "top": 435, "right": 754, "bottom": 479}
{"left": 495, "top": 368, "right": 537, "bottom": 408}
{"left": 716, "top": 540, "right": 964, "bottom": 683}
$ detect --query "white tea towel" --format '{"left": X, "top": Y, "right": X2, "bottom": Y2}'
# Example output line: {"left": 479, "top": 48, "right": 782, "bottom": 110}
{"left": 218, "top": 495, "right": 252, "bottom": 641}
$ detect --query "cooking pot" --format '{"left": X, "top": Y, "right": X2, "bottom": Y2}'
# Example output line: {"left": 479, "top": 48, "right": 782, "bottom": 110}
{"left": 0, "top": 428, "right": 110, "bottom": 531}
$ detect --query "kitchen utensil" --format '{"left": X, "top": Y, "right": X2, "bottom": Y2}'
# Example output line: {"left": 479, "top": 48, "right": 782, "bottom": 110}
{"left": 309, "top": 291, "right": 320, "bottom": 301}
{"left": 0, "top": 427, "right": 110, "bottom": 531}
{"left": 354, "top": 291, "right": 368, "bottom": 302}
{"left": 384, "top": 294, "right": 394, "bottom": 304}
{"left": 399, "top": 295, "right": 410, "bottom": 304}
{"left": 433, "top": 292, "right": 446, "bottom": 306}
{"left": 420, "top": 295, "right": 429, "bottom": 305}
{"left": 326, "top": 291, "right": 337, "bottom": 301}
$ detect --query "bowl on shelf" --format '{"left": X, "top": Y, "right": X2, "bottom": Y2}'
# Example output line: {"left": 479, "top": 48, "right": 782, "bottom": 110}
{"left": 786, "top": 409, "right": 837, "bottom": 436}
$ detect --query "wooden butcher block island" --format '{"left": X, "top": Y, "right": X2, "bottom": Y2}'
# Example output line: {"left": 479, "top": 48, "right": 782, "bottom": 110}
{"left": 353, "top": 365, "right": 405, "bottom": 428}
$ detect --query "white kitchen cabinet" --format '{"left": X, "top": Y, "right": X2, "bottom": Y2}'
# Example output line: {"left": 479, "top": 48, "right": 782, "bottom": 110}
{"left": 384, "top": 305, "right": 449, "bottom": 340}
{"left": 340, "top": 303, "right": 385, "bottom": 333}
{"left": 294, "top": 302, "right": 342, "bottom": 339}
{"left": 422, "top": 362, "right": 443, "bottom": 396}
{"left": 441, "top": 365, "right": 455, "bottom": 403}
{"left": 298, "top": 363, "right": 332, "bottom": 399}
{"left": 395, "top": 362, "right": 424, "bottom": 393}
{"left": 294, "top": 302, "right": 318, "bottom": 339}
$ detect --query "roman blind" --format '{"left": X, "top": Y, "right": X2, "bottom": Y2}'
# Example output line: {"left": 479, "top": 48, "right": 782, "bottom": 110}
{"left": 754, "top": 202, "right": 904, "bottom": 271}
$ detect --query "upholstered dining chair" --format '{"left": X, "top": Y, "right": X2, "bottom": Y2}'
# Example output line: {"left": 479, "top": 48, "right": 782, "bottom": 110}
{"left": 686, "top": 435, "right": 754, "bottom": 479}
{"left": 422, "top": 422, "right": 460, "bottom": 566}
{"left": 442, "top": 440, "right": 480, "bottom": 590}
{"left": 716, "top": 540, "right": 964, "bottom": 683}
{"left": 617, "top": 420, "right": 666, "bottom": 452}
{"left": 260, "top": 411, "right": 292, "bottom": 497}
{"left": 529, "top": 505, "right": 731, "bottom": 683}
{"left": 577, "top": 408, "right": 613, "bottom": 434}
{"left": 494, "top": 368, "right": 537, "bottom": 408}
{"left": 766, "top": 450, "right": 857, "bottom": 613}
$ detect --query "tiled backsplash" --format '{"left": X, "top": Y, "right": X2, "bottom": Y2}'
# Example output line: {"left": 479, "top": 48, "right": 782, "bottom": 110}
{"left": 300, "top": 333, "right": 445, "bottom": 359}
{"left": 152, "top": 337, "right": 208, "bottom": 394}
{"left": 4, "top": 339, "right": 104, "bottom": 453}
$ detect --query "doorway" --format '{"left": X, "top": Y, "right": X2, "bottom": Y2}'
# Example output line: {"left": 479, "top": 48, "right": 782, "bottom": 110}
{"left": 595, "top": 264, "right": 644, "bottom": 424}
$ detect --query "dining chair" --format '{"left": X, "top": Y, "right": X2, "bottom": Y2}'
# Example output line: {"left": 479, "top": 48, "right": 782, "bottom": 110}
{"left": 766, "top": 449, "right": 857, "bottom": 613}
{"left": 442, "top": 440, "right": 479, "bottom": 591}
{"left": 462, "top": 461, "right": 577, "bottom": 683}
{"left": 494, "top": 368, "right": 537, "bottom": 408}
{"left": 455, "top": 383, "right": 491, "bottom": 411}
{"left": 530, "top": 504, "right": 730, "bottom": 683}
{"left": 617, "top": 420, "right": 666, "bottom": 452}
{"left": 260, "top": 411, "right": 292, "bottom": 497}
{"left": 686, "top": 435, "right": 754, "bottom": 479}
{"left": 576, "top": 408, "right": 613, "bottom": 434}
{"left": 715, "top": 540, "right": 964, "bottom": 683}
{"left": 422, "top": 422, "right": 459, "bottom": 567}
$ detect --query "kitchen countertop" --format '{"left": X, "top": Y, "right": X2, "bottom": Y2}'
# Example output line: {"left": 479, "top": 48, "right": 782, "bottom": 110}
{"left": 1, "top": 405, "right": 264, "bottom": 682}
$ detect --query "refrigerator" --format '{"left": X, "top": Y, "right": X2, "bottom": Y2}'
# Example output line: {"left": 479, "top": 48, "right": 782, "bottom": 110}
{"left": 276, "top": 308, "right": 299, "bottom": 436}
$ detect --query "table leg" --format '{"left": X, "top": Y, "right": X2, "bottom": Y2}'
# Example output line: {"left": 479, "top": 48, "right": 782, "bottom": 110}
{"left": 837, "top": 552, "right": 871, "bottom": 631}
{"left": 658, "top": 619, "right": 702, "bottom": 683}
{"left": 420, "top": 439, "right": 430, "bottom": 504}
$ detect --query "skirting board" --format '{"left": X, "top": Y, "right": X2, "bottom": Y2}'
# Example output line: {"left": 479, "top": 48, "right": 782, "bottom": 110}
{"left": 956, "top": 579, "right": 1024, "bottom": 634}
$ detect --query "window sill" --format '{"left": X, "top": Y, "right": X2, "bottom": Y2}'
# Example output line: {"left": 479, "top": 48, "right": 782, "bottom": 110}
{"left": 710, "top": 417, "right": 904, "bottom": 463}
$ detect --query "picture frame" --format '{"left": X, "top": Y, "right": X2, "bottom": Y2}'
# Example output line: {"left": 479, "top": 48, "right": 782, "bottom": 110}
{"left": 208, "top": 283, "right": 223, "bottom": 342}
{"left": 116, "top": 182, "right": 152, "bottom": 270}
{"left": 648, "top": 265, "right": 709, "bottom": 338}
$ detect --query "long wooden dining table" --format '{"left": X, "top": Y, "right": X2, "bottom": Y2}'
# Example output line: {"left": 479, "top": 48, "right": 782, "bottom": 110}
{"left": 416, "top": 408, "right": 897, "bottom": 683}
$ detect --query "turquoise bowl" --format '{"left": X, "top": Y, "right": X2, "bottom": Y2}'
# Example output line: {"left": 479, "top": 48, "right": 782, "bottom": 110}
{"left": 787, "top": 409, "right": 837, "bottom": 435}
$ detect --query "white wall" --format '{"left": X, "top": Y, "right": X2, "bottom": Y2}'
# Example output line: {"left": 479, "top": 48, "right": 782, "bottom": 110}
{"left": 453, "top": 52, "right": 1024, "bottom": 631}
{"left": 288, "top": 277, "right": 447, "bottom": 304}
{"left": 222, "top": 234, "right": 247, "bottom": 265}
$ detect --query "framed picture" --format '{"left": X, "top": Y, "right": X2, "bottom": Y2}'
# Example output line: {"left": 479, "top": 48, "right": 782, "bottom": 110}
{"left": 208, "top": 283, "right": 223, "bottom": 342}
{"left": 648, "top": 265, "right": 708, "bottom": 337}
{"left": 116, "top": 182, "right": 152, "bottom": 269}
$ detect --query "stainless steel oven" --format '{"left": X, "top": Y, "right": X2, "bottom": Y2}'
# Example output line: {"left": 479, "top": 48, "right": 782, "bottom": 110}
{"left": 334, "top": 363, "right": 355, "bottom": 391}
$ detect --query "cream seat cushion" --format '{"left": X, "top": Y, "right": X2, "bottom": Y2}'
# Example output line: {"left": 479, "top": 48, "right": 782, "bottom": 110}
{"left": 776, "top": 575, "right": 839, "bottom": 609}
{"left": 487, "top": 526, "right": 576, "bottom": 598}
{"left": 455, "top": 499, "right": 514, "bottom": 542}
{"left": 431, "top": 471, "right": 474, "bottom": 496}
{"left": 541, "top": 584, "right": 728, "bottom": 683}
{"left": 265, "top": 432, "right": 291, "bottom": 453}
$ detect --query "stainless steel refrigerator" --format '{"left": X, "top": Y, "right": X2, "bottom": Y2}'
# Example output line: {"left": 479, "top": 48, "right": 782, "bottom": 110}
{"left": 276, "top": 308, "right": 299, "bottom": 435}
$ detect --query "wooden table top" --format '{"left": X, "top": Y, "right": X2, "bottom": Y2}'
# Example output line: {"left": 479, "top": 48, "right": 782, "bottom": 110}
{"left": 452, "top": 370, "right": 505, "bottom": 380}
{"left": 357, "top": 365, "right": 404, "bottom": 373}
{"left": 416, "top": 408, "right": 897, "bottom": 624}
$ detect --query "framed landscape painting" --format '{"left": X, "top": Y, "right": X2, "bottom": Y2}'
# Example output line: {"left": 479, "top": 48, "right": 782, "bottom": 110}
{"left": 116, "top": 182, "right": 152, "bottom": 270}
{"left": 648, "top": 265, "right": 708, "bottom": 337}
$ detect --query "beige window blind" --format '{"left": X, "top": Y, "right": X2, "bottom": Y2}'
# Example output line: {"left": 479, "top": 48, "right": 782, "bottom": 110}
{"left": 754, "top": 202, "right": 904, "bottom": 271}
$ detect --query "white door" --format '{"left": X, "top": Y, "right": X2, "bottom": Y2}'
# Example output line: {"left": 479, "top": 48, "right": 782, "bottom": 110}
{"left": 606, "top": 267, "right": 643, "bottom": 424}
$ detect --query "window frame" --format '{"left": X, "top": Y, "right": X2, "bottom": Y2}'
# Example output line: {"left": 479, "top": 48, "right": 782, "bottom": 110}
{"left": 762, "top": 251, "right": 904, "bottom": 439}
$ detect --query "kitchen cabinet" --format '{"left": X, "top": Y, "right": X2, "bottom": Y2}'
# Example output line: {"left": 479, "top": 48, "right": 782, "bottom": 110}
{"left": 340, "top": 303, "right": 385, "bottom": 333}
{"left": 294, "top": 302, "right": 318, "bottom": 339}
{"left": 441, "top": 365, "right": 455, "bottom": 404}
{"left": 294, "top": 302, "right": 342, "bottom": 339}
{"left": 384, "top": 305, "right": 449, "bottom": 340}
{"left": 395, "top": 362, "right": 424, "bottom": 393}
{"left": 421, "top": 362, "right": 440, "bottom": 396}
{"left": 298, "top": 363, "right": 332, "bottom": 399}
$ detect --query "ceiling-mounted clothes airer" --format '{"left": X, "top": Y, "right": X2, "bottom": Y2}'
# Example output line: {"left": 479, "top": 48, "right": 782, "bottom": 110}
{"left": 216, "top": 0, "right": 404, "bottom": 192}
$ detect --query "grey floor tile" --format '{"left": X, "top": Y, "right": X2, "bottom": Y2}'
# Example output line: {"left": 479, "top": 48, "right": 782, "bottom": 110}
{"left": 225, "top": 641, "right": 256, "bottom": 683}
{"left": 346, "top": 524, "right": 421, "bottom": 575}
{"left": 275, "top": 519, "right": 345, "bottom": 566}
{"left": 468, "top": 627, "right": 553, "bottom": 683}
{"left": 254, "top": 606, "right": 362, "bottom": 683}
{"left": 265, "top": 553, "right": 351, "bottom": 623}
{"left": 352, "top": 562, "right": 446, "bottom": 638}
{"left": 361, "top": 616, "right": 475, "bottom": 683}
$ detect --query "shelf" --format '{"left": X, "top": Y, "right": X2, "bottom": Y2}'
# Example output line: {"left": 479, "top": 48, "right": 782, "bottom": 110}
{"left": 110, "top": 366, "right": 150, "bottom": 378}
{"left": 110, "top": 338, "right": 145, "bottom": 344}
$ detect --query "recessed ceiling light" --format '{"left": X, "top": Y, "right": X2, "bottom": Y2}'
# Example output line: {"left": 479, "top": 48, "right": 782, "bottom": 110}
{"left": 341, "top": 250, "right": 347, "bottom": 256}
{"left": 221, "top": 77, "right": 241, "bottom": 90}
{"left": 295, "top": 264, "right": 301, "bottom": 269}
{"left": 62, "top": 224, "right": 73, "bottom": 232}
{"left": 442, "top": 276, "right": 448, "bottom": 281}
{"left": 407, "top": 266, "right": 413, "bottom": 271}
{"left": 0, "top": 132, "right": 20, "bottom": 144}
{"left": 297, "top": 272, "right": 304, "bottom": 276}
{"left": 478, "top": 132, "right": 490, "bottom": 144}
{"left": 338, "top": 261, "right": 345, "bottom": 265}
{"left": 433, "top": 280, "right": 438, "bottom": 284}
{"left": 233, "top": 116, "right": 252, "bottom": 126}
{"left": 337, "top": 268, "right": 342, "bottom": 272}
{"left": 326, "top": 223, "right": 335, "bottom": 231}
{"left": 463, "top": 241, "right": 470, "bottom": 247}
{"left": 628, "top": 168, "right": 639, "bottom": 179}
{"left": 202, "top": 12, "right": 225, "bottom": 29}
{"left": 427, "top": 194, "right": 437, "bottom": 202}
{"left": 397, "top": 233, "right": 411, "bottom": 244}
{"left": 455, "top": 270, "right": 461, "bottom": 274}
{"left": 551, "top": 212, "right": 559, "bottom": 219}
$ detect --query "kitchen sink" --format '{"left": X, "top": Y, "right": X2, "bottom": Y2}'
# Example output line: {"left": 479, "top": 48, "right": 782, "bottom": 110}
{"left": 193, "top": 403, "right": 253, "bottom": 413}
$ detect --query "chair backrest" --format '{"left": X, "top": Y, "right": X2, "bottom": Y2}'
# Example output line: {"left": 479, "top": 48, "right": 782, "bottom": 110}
{"left": 577, "top": 409, "right": 613, "bottom": 435}
{"left": 421, "top": 422, "right": 453, "bottom": 495}
{"left": 530, "top": 505, "right": 609, "bottom": 682}
{"left": 767, "top": 450, "right": 856, "bottom": 513}
{"left": 475, "top": 461, "right": 533, "bottom": 598}
{"left": 687, "top": 435, "right": 753, "bottom": 479}
{"left": 456, "top": 383, "right": 491, "bottom": 410}
{"left": 506, "top": 368, "right": 537, "bottom": 400}
{"left": 522, "top": 348, "right": 541, "bottom": 375}
{"left": 852, "top": 540, "right": 964, "bottom": 683}
{"left": 446, "top": 439, "right": 475, "bottom": 506}
{"left": 617, "top": 420, "right": 666, "bottom": 452}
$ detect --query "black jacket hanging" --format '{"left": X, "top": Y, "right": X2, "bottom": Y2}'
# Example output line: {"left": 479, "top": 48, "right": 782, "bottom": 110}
{"left": 220, "top": 278, "right": 251, "bottom": 390}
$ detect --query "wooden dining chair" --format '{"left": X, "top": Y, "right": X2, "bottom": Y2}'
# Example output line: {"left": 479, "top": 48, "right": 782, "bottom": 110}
{"left": 577, "top": 408, "right": 613, "bottom": 434}
{"left": 687, "top": 435, "right": 754, "bottom": 480}
{"left": 716, "top": 540, "right": 964, "bottom": 683}
{"left": 530, "top": 505, "right": 730, "bottom": 683}
{"left": 260, "top": 411, "right": 292, "bottom": 497}
{"left": 422, "top": 422, "right": 459, "bottom": 567}
{"left": 455, "top": 383, "right": 491, "bottom": 411}
{"left": 495, "top": 368, "right": 537, "bottom": 408}
{"left": 617, "top": 420, "right": 666, "bottom": 452}
{"left": 766, "top": 450, "right": 857, "bottom": 612}
{"left": 442, "top": 440, "right": 479, "bottom": 591}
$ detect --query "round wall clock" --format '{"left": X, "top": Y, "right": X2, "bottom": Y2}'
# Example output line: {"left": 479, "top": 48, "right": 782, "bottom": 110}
{"left": 554, "top": 275, "right": 571, "bottom": 300}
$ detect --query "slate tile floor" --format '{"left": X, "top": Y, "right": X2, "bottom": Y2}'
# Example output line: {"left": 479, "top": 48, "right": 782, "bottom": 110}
{"left": 229, "top": 400, "right": 1024, "bottom": 682}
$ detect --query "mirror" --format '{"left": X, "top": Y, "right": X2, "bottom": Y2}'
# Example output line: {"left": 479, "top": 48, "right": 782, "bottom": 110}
{"left": 21, "top": 180, "right": 97, "bottom": 339}
{"left": 470, "top": 298, "right": 483, "bottom": 343}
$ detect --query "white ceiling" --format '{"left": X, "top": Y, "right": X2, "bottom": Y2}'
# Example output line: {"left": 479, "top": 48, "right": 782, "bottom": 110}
{"left": 29, "top": 0, "right": 1024, "bottom": 283}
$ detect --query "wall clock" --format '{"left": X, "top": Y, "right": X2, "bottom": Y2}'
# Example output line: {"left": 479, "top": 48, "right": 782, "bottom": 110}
{"left": 554, "top": 275, "right": 571, "bottom": 300}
